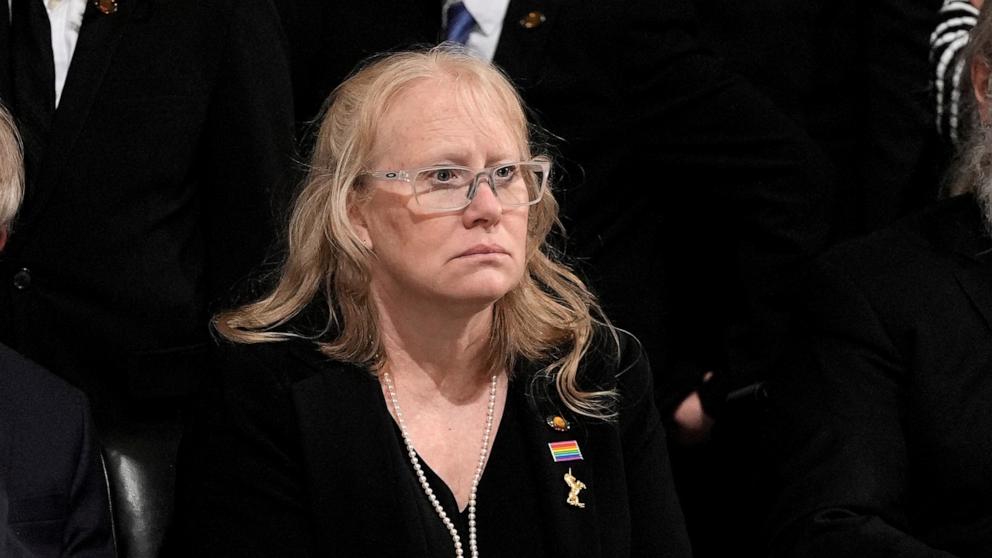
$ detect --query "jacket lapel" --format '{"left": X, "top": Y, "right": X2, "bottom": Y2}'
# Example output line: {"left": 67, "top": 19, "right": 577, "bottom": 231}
{"left": 20, "top": 0, "right": 133, "bottom": 227}
{"left": 518, "top": 376, "right": 602, "bottom": 557}
{"left": 289, "top": 353, "right": 430, "bottom": 557}
{"left": 939, "top": 196, "right": 992, "bottom": 333}
{"left": 493, "top": 0, "right": 559, "bottom": 88}
{"left": 954, "top": 262, "right": 992, "bottom": 334}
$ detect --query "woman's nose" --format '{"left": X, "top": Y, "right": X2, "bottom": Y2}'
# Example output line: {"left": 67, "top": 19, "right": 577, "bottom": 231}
{"left": 462, "top": 174, "right": 502, "bottom": 227}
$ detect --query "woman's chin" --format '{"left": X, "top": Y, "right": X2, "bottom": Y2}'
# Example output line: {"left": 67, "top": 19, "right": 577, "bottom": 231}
{"left": 437, "top": 268, "right": 520, "bottom": 301}
{"left": 436, "top": 281, "right": 516, "bottom": 310}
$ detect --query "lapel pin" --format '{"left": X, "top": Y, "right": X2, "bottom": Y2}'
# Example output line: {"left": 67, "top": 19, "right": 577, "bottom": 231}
{"left": 92, "top": 0, "right": 118, "bottom": 15}
{"left": 563, "top": 468, "right": 586, "bottom": 509}
{"left": 546, "top": 415, "right": 570, "bottom": 432}
{"left": 519, "top": 11, "right": 546, "bottom": 29}
{"left": 548, "top": 440, "right": 583, "bottom": 462}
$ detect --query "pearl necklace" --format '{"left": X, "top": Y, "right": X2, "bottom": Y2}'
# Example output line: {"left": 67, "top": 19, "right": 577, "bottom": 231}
{"left": 382, "top": 371, "right": 498, "bottom": 558}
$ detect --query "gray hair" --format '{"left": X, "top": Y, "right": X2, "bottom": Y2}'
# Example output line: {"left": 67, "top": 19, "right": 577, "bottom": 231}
{"left": 946, "top": 3, "right": 992, "bottom": 231}
{"left": 948, "top": 2, "right": 992, "bottom": 198}
{"left": 0, "top": 105, "right": 23, "bottom": 233}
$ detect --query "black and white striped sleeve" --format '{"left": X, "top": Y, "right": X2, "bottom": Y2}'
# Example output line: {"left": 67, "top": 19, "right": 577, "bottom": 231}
{"left": 931, "top": 0, "right": 979, "bottom": 145}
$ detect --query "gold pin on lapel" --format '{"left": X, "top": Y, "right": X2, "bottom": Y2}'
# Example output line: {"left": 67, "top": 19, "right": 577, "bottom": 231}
{"left": 546, "top": 414, "right": 570, "bottom": 432}
{"left": 519, "top": 11, "right": 546, "bottom": 29}
{"left": 563, "top": 468, "right": 586, "bottom": 509}
{"left": 92, "top": 0, "right": 118, "bottom": 15}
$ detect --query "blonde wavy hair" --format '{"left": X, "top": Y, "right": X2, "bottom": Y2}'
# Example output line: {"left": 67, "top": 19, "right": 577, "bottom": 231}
{"left": 0, "top": 105, "right": 24, "bottom": 233}
{"left": 216, "top": 46, "right": 618, "bottom": 419}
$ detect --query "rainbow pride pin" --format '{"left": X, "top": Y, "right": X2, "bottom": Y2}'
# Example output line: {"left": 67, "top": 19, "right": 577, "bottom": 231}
{"left": 548, "top": 440, "right": 583, "bottom": 462}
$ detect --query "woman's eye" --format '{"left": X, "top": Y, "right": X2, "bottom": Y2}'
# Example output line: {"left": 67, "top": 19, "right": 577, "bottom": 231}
{"left": 432, "top": 168, "right": 462, "bottom": 182}
{"left": 494, "top": 165, "right": 515, "bottom": 178}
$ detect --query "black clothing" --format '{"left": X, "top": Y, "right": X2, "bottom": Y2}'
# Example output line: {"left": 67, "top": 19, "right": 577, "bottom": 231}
{"left": 694, "top": 0, "right": 943, "bottom": 237}
{"left": 0, "top": 342, "right": 114, "bottom": 558}
{"left": 397, "top": 394, "right": 547, "bottom": 556}
{"left": 770, "top": 194, "right": 992, "bottom": 557}
{"left": 171, "top": 331, "right": 692, "bottom": 557}
{"left": 0, "top": 0, "right": 296, "bottom": 421}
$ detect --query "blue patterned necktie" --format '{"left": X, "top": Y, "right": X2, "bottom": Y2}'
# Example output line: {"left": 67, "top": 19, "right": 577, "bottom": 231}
{"left": 445, "top": 2, "right": 476, "bottom": 45}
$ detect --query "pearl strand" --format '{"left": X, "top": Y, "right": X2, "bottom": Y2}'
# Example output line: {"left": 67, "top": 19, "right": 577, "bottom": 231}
{"left": 382, "top": 371, "right": 498, "bottom": 558}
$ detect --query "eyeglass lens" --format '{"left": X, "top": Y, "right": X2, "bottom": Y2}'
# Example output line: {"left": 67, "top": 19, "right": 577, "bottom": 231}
{"left": 413, "top": 163, "right": 546, "bottom": 210}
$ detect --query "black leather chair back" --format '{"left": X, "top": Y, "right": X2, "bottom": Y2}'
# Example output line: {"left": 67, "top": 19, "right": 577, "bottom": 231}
{"left": 101, "top": 420, "right": 183, "bottom": 558}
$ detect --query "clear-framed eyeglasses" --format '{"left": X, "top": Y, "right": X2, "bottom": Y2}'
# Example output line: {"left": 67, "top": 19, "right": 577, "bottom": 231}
{"left": 365, "top": 157, "right": 551, "bottom": 212}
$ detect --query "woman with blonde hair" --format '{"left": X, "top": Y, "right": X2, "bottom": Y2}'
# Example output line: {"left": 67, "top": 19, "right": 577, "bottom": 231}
{"left": 171, "top": 46, "right": 690, "bottom": 557}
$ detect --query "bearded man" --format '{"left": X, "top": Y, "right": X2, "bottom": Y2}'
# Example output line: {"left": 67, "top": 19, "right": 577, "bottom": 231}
{"left": 768, "top": 5, "right": 992, "bottom": 556}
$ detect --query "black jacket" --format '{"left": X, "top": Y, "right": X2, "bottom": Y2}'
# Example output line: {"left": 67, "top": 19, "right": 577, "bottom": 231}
{"left": 171, "top": 331, "right": 691, "bottom": 557}
{"left": 0, "top": 342, "right": 114, "bottom": 558}
{"left": 770, "top": 194, "right": 992, "bottom": 557}
{"left": 694, "top": 0, "right": 942, "bottom": 237}
{"left": 0, "top": 0, "right": 297, "bottom": 417}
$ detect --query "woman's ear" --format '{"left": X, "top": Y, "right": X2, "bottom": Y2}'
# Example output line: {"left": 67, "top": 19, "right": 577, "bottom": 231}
{"left": 348, "top": 196, "right": 373, "bottom": 250}
{"left": 972, "top": 58, "right": 992, "bottom": 126}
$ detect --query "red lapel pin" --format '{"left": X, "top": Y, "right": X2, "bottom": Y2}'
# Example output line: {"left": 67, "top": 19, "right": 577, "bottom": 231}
{"left": 93, "top": 0, "right": 118, "bottom": 15}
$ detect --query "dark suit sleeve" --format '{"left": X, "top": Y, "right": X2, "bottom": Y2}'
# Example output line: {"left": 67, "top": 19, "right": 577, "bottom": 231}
{"left": 199, "top": 0, "right": 297, "bottom": 305}
{"left": 620, "top": 0, "right": 832, "bottom": 413}
{"left": 171, "top": 344, "right": 316, "bottom": 557}
{"left": 0, "top": 346, "right": 114, "bottom": 558}
{"left": 617, "top": 335, "right": 693, "bottom": 557}
{"left": 64, "top": 395, "right": 116, "bottom": 558}
{"left": 768, "top": 259, "right": 957, "bottom": 558}
{"left": 861, "top": 0, "right": 940, "bottom": 228}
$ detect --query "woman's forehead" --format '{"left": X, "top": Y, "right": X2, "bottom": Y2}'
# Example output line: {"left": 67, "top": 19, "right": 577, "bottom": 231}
{"left": 372, "top": 79, "right": 527, "bottom": 164}
{"left": 388, "top": 77, "right": 519, "bottom": 126}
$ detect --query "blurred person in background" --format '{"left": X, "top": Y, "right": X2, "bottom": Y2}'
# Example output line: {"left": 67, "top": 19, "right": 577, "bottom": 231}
{"left": 0, "top": 0, "right": 296, "bottom": 425}
{"left": 769, "top": 4, "right": 992, "bottom": 555}
{"left": 0, "top": 104, "right": 114, "bottom": 558}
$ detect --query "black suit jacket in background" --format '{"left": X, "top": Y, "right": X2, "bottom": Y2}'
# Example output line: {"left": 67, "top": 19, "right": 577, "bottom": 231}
{"left": 769, "top": 194, "right": 992, "bottom": 557}
{"left": 0, "top": 0, "right": 297, "bottom": 419}
{"left": 170, "top": 331, "right": 691, "bottom": 557}
{"left": 276, "top": 0, "right": 831, "bottom": 416}
{"left": 0, "top": 342, "right": 114, "bottom": 558}
{"left": 694, "top": 0, "right": 943, "bottom": 237}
